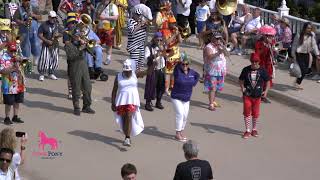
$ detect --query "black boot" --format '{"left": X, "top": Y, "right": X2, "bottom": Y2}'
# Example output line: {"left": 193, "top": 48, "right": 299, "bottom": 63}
{"left": 4, "top": 117, "right": 13, "bottom": 125}
{"left": 89, "top": 67, "right": 95, "bottom": 79}
{"left": 155, "top": 100, "right": 164, "bottom": 109}
{"left": 12, "top": 115, "right": 24, "bottom": 123}
{"left": 145, "top": 101, "right": 154, "bottom": 111}
{"left": 74, "top": 108, "right": 81, "bottom": 116}
{"left": 82, "top": 106, "right": 95, "bottom": 114}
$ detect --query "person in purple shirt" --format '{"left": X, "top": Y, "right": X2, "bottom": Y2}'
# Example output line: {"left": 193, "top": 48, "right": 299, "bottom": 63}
{"left": 171, "top": 53, "right": 200, "bottom": 142}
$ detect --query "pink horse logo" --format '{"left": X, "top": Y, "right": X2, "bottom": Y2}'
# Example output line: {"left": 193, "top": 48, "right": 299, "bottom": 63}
{"left": 38, "top": 131, "right": 58, "bottom": 151}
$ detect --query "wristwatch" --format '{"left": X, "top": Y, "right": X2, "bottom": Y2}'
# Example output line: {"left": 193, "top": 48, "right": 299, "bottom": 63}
{"left": 21, "top": 146, "right": 26, "bottom": 150}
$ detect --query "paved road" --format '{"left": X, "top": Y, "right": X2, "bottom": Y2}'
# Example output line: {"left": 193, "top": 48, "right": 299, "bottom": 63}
{"left": 2, "top": 45, "right": 320, "bottom": 180}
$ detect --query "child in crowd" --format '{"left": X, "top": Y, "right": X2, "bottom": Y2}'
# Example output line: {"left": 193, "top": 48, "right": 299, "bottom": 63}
{"left": 195, "top": 0, "right": 210, "bottom": 49}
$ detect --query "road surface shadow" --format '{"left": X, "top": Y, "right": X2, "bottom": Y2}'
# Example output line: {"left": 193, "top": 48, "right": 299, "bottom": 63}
{"left": 216, "top": 92, "right": 242, "bottom": 103}
{"left": 23, "top": 100, "right": 74, "bottom": 114}
{"left": 26, "top": 87, "right": 67, "bottom": 99}
{"left": 161, "top": 96, "right": 208, "bottom": 109}
{"left": 68, "top": 130, "right": 127, "bottom": 152}
{"left": 190, "top": 122, "right": 242, "bottom": 136}
{"left": 272, "top": 83, "right": 296, "bottom": 92}
{"left": 26, "top": 69, "right": 68, "bottom": 80}
{"left": 142, "top": 126, "right": 176, "bottom": 141}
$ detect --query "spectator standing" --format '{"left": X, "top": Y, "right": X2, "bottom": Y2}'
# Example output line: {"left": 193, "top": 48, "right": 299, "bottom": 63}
{"left": 189, "top": 0, "right": 200, "bottom": 35}
{"left": 0, "top": 128, "right": 27, "bottom": 180}
{"left": 121, "top": 163, "right": 137, "bottom": 180}
{"left": 195, "top": 0, "right": 210, "bottom": 48}
{"left": 171, "top": 54, "right": 199, "bottom": 142}
{"left": 201, "top": 10, "right": 227, "bottom": 46}
{"left": 239, "top": 53, "right": 270, "bottom": 139}
{"left": 0, "top": 148, "right": 15, "bottom": 180}
{"left": 173, "top": 140, "right": 214, "bottom": 180}
{"left": 0, "top": 42, "right": 25, "bottom": 125}
{"left": 279, "top": 17, "right": 292, "bottom": 50}
{"left": 291, "top": 22, "right": 320, "bottom": 90}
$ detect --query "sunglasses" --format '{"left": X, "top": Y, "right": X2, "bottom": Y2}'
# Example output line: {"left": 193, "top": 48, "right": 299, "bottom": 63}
{"left": 182, "top": 63, "right": 189, "bottom": 66}
{"left": 0, "top": 158, "right": 11, "bottom": 163}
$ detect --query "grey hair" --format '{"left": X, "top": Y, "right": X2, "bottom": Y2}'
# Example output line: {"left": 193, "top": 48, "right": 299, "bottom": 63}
{"left": 183, "top": 140, "right": 199, "bottom": 159}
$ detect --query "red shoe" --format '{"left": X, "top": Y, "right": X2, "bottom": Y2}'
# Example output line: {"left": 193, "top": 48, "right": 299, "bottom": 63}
{"left": 242, "top": 131, "right": 251, "bottom": 139}
{"left": 251, "top": 130, "right": 259, "bottom": 137}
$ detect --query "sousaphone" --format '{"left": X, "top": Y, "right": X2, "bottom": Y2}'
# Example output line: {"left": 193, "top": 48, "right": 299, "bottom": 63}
{"left": 216, "top": 0, "right": 238, "bottom": 16}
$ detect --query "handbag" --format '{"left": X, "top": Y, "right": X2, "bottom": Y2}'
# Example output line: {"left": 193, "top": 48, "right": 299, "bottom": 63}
{"left": 289, "top": 62, "right": 302, "bottom": 78}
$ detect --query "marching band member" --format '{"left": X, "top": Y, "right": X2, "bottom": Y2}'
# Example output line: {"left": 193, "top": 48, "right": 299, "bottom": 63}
{"left": 254, "top": 25, "right": 277, "bottom": 103}
{"left": 203, "top": 32, "right": 227, "bottom": 111}
{"left": 0, "top": 42, "right": 26, "bottom": 125}
{"left": 63, "top": 14, "right": 95, "bottom": 116}
{"left": 144, "top": 32, "right": 166, "bottom": 111}
{"left": 156, "top": 1, "right": 182, "bottom": 95}
{"left": 239, "top": 53, "right": 270, "bottom": 139}
{"left": 60, "top": 0, "right": 94, "bottom": 15}
{"left": 111, "top": 59, "right": 155, "bottom": 146}
{"left": 13, "top": 0, "right": 42, "bottom": 65}
{"left": 37, "top": 11, "right": 62, "bottom": 81}
{"left": 64, "top": 13, "right": 78, "bottom": 99}
{"left": 96, "top": 0, "right": 119, "bottom": 65}
{"left": 114, "top": 0, "right": 128, "bottom": 49}
{"left": 127, "top": 8, "right": 147, "bottom": 71}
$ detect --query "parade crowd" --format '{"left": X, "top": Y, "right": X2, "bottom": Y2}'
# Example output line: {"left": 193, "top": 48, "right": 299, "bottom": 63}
{"left": 0, "top": 0, "right": 320, "bottom": 179}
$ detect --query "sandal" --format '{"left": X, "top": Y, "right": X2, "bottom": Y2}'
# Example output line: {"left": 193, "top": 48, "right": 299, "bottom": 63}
{"left": 213, "top": 101, "right": 221, "bottom": 107}
{"left": 208, "top": 103, "right": 216, "bottom": 111}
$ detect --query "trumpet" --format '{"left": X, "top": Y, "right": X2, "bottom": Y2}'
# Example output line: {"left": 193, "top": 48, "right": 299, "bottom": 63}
{"left": 273, "top": 41, "right": 283, "bottom": 51}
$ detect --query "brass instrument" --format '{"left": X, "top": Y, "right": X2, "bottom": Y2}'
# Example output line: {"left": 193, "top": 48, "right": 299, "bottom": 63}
{"left": 216, "top": 0, "right": 238, "bottom": 16}
{"left": 178, "top": 26, "right": 190, "bottom": 39}
{"left": 226, "top": 42, "right": 234, "bottom": 52}
{"left": 273, "top": 41, "right": 283, "bottom": 51}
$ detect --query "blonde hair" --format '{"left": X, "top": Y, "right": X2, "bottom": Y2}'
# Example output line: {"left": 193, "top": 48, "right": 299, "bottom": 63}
{"left": 0, "top": 128, "right": 17, "bottom": 151}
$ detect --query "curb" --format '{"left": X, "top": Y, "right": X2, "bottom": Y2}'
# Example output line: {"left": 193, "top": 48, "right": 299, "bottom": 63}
{"left": 189, "top": 56, "right": 320, "bottom": 117}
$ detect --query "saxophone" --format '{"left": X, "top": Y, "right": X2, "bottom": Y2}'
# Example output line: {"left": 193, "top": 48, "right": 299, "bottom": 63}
{"left": 24, "top": 5, "right": 33, "bottom": 30}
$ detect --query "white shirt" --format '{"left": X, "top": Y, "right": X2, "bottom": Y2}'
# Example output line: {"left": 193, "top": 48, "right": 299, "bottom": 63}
{"left": 133, "top": 4, "right": 153, "bottom": 21}
{"left": 195, "top": 5, "right": 210, "bottom": 22}
{"left": 176, "top": 0, "right": 192, "bottom": 16}
{"left": 0, "top": 168, "right": 14, "bottom": 180}
{"left": 244, "top": 16, "right": 262, "bottom": 32}
{"left": 208, "top": 0, "right": 216, "bottom": 10}
{"left": 145, "top": 46, "right": 165, "bottom": 70}
{"left": 99, "top": 3, "right": 119, "bottom": 29}
{"left": 11, "top": 153, "right": 21, "bottom": 180}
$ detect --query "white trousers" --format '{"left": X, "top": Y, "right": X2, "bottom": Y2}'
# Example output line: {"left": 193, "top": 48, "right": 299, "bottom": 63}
{"left": 172, "top": 98, "right": 190, "bottom": 131}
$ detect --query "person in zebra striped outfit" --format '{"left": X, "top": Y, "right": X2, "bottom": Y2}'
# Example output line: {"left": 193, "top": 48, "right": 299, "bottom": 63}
{"left": 37, "top": 11, "right": 62, "bottom": 81}
{"left": 127, "top": 8, "right": 147, "bottom": 71}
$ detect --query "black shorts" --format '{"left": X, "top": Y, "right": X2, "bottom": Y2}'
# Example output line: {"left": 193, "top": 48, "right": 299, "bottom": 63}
{"left": 3, "top": 93, "right": 24, "bottom": 105}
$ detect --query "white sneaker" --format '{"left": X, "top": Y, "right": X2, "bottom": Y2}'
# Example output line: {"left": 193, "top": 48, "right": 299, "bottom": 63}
{"left": 311, "top": 74, "right": 320, "bottom": 80}
{"left": 104, "top": 58, "right": 111, "bottom": 65}
{"left": 39, "top": 75, "right": 44, "bottom": 81}
{"left": 49, "top": 74, "right": 58, "bottom": 80}
{"left": 123, "top": 138, "right": 131, "bottom": 146}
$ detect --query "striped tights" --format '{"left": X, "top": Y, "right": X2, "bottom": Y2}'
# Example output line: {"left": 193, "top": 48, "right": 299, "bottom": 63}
{"left": 37, "top": 46, "right": 59, "bottom": 75}
{"left": 129, "top": 46, "right": 145, "bottom": 71}
{"left": 244, "top": 116, "right": 258, "bottom": 132}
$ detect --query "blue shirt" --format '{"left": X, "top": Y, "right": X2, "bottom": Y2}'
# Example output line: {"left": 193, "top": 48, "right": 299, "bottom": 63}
{"left": 171, "top": 64, "right": 200, "bottom": 102}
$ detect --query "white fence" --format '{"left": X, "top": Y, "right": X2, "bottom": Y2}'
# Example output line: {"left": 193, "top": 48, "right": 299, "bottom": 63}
{"left": 238, "top": 3, "right": 320, "bottom": 35}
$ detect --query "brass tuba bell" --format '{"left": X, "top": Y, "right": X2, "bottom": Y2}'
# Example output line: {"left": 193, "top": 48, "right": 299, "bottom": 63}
{"left": 79, "top": 14, "right": 92, "bottom": 27}
{"left": 216, "top": 0, "right": 238, "bottom": 16}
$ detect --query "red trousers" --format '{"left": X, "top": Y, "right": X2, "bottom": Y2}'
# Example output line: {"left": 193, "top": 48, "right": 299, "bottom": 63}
{"left": 243, "top": 96, "right": 261, "bottom": 119}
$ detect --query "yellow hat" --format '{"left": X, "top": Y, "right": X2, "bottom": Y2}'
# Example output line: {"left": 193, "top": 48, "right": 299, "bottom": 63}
{"left": 0, "top": 18, "right": 11, "bottom": 31}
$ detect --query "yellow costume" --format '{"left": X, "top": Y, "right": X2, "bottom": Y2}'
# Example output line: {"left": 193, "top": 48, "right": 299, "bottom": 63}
{"left": 114, "top": 0, "right": 127, "bottom": 47}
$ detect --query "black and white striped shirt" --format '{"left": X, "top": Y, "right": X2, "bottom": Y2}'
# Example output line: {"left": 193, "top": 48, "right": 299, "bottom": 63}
{"left": 127, "top": 18, "right": 147, "bottom": 52}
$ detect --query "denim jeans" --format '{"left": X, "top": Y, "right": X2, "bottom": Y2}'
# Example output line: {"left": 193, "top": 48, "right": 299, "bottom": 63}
{"left": 86, "top": 45, "right": 103, "bottom": 68}
{"left": 19, "top": 20, "right": 41, "bottom": 58}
